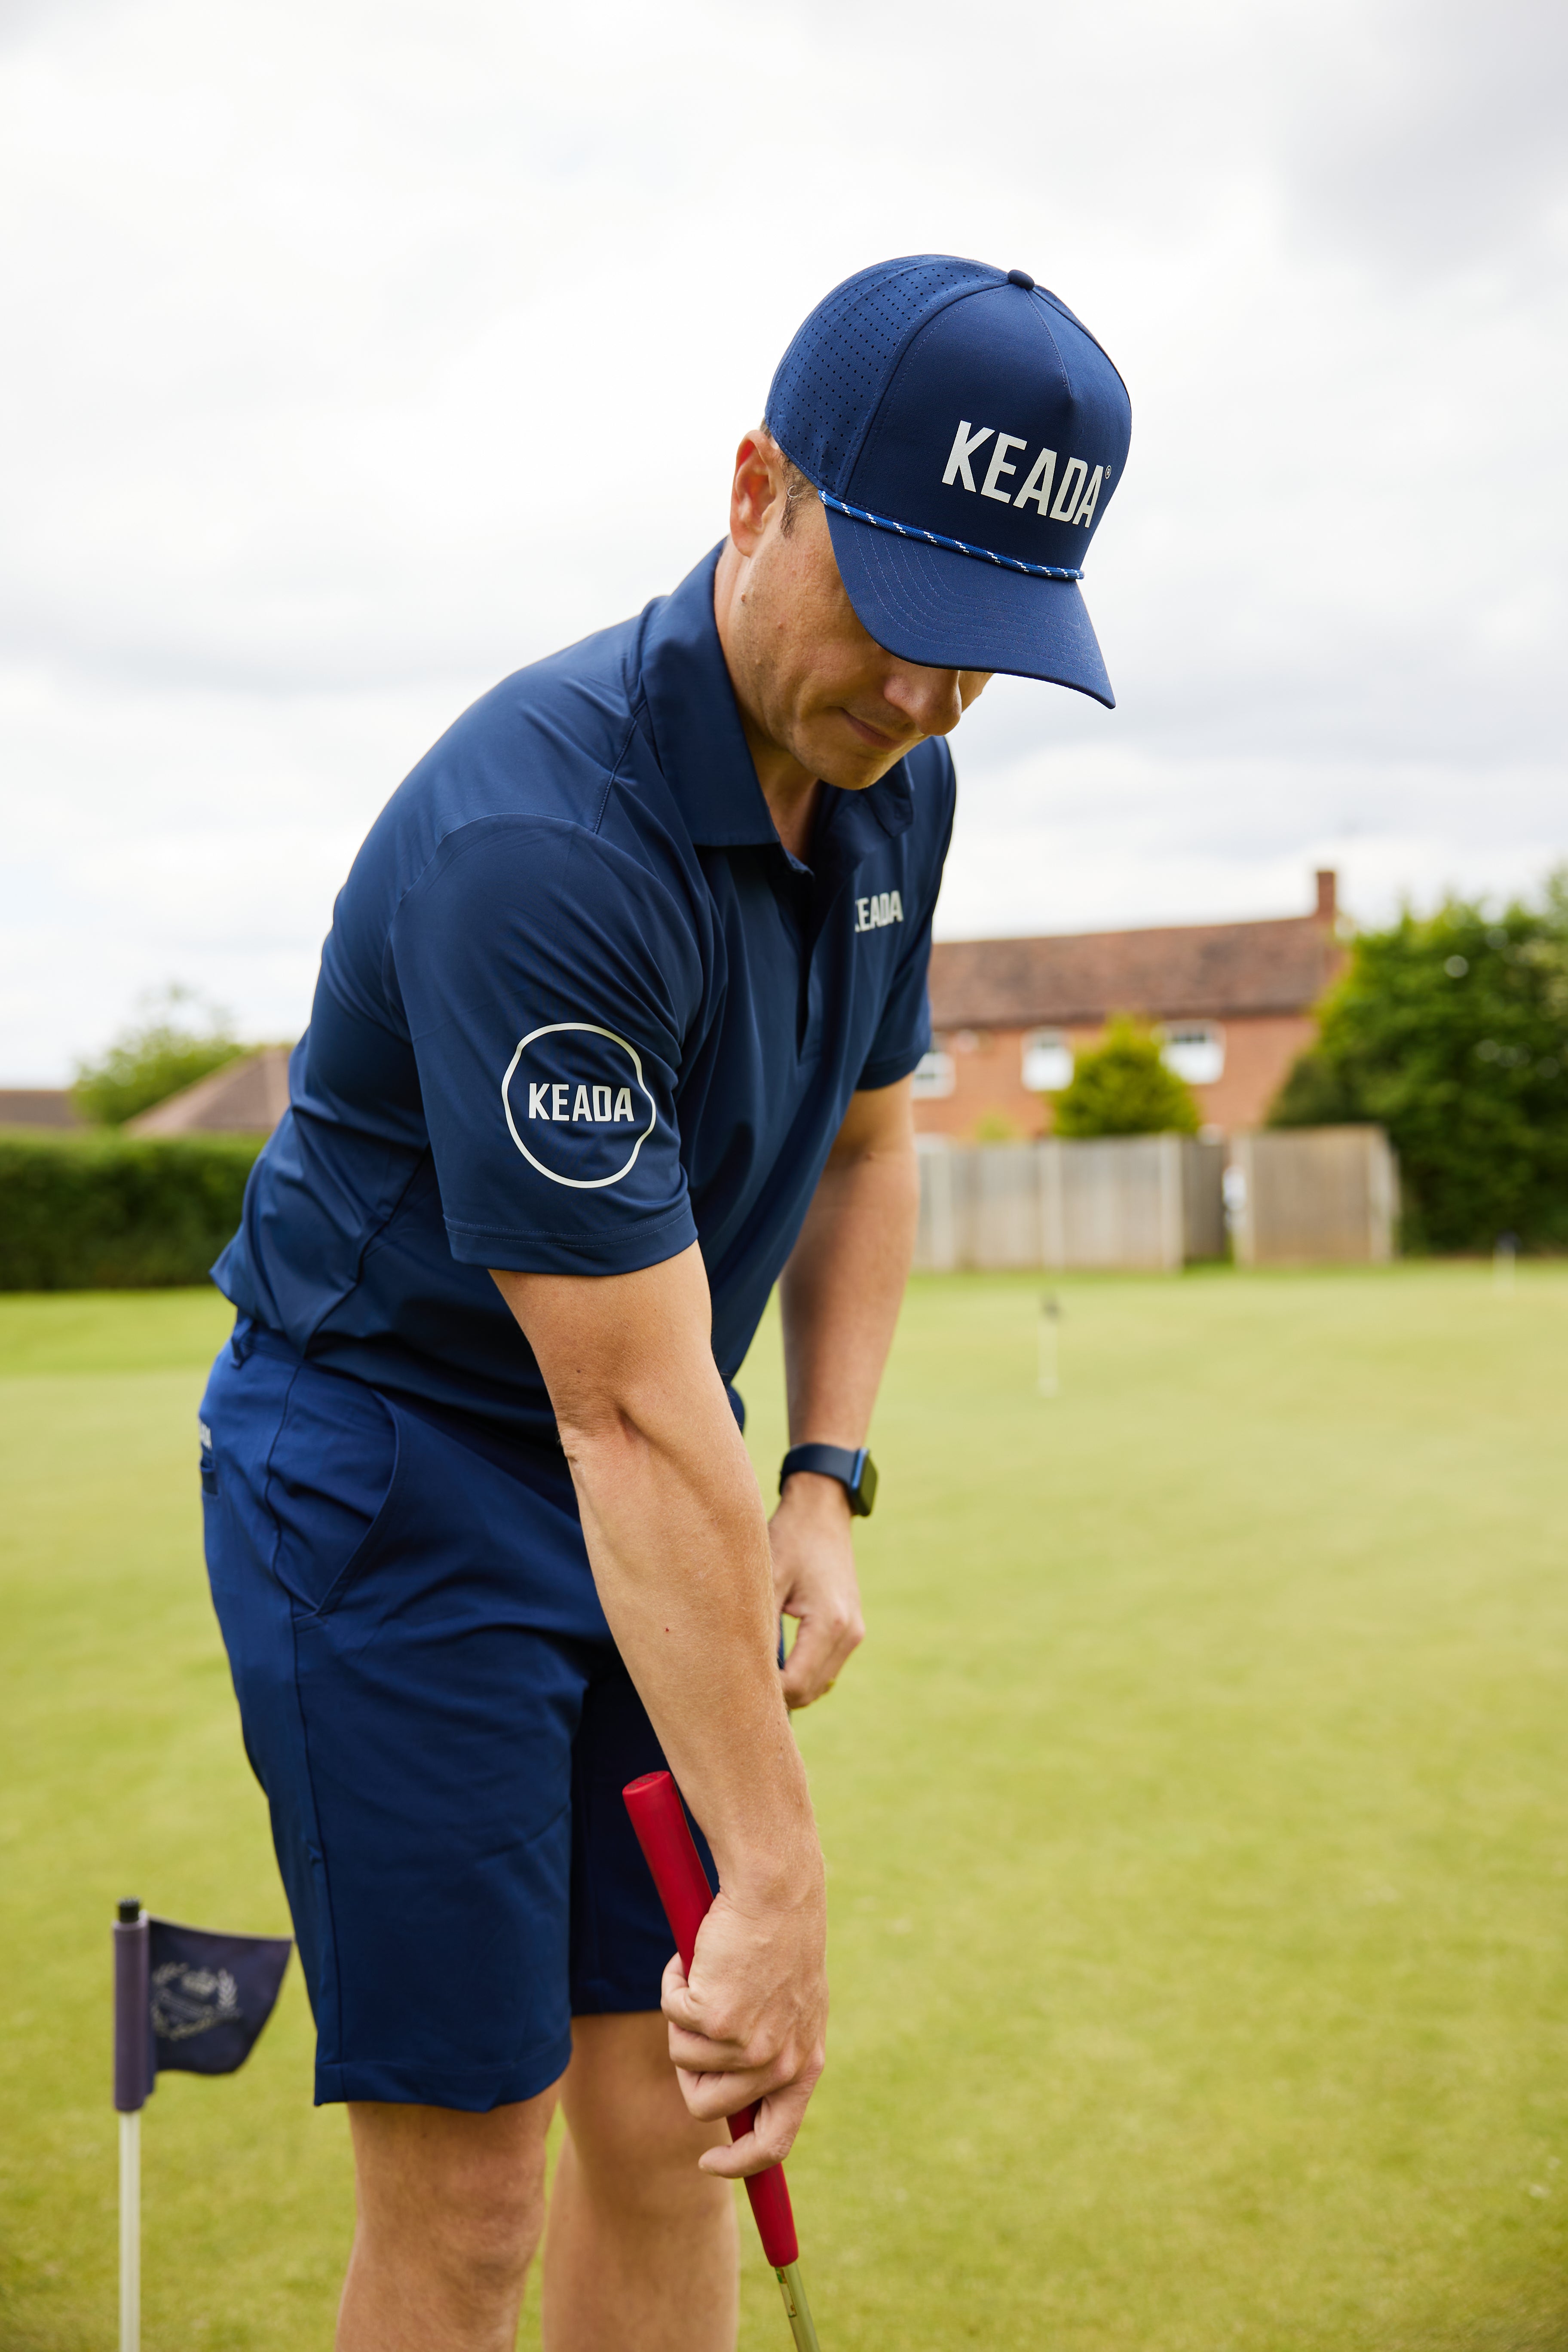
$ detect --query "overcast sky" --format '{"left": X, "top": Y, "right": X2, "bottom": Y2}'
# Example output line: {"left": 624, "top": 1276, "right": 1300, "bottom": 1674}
{"left": 2, "top": 0, "right": 1564, "bottom": 1079}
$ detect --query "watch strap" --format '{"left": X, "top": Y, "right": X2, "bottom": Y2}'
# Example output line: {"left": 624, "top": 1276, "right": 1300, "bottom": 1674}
{"left": 779, "top": 1442, "right": 877, "bottom": 1517}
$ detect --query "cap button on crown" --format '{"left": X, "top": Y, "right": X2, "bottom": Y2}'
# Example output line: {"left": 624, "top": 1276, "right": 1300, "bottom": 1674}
{"left": 1006, "top": 268, "right": 1035, "bottom": 289}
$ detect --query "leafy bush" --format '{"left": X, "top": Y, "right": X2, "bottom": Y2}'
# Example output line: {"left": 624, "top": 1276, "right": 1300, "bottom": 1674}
{"left": 1268, "top": 872, "right": 1568, "bottom": 1251}
{"left": 72, "top": 985, "right": 243, "bottom": 1126}
{"left": 1052, "top": 1017, "right": 1202, "bottom": 1138}
{"left": 0, "top": 1133, "right": 263, "bottom": 1290}
{"left": 972, "top": 1109, "right": 1023, "bottom": 1142}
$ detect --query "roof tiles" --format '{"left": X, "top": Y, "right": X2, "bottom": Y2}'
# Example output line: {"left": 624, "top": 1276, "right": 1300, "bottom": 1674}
{"left": 929, "top": 911, "right": 1343, "bottom": 1029}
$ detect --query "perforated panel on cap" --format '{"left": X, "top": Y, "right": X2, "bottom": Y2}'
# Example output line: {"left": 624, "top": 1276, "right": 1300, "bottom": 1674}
{"left": 765, "top": 256, "right": 998, "bottom": 493}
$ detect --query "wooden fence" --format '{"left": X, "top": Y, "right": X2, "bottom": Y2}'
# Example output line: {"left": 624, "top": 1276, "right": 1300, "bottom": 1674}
{"left": 1227, "top": 1126, "right": 1398, "bottom": 1266}
{"left": 913, "top": 1127, "right": 1395, "bottom": 1273}
{"left": 914, "top": 1136, "right": 1224, "bottom": 1273}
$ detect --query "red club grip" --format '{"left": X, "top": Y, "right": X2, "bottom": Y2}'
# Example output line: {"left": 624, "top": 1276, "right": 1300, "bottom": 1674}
{"left": 623, "top": 1770, "right": 799, "bottom": 2268}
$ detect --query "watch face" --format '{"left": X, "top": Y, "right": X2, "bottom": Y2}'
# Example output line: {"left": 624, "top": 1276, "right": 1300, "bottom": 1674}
{"left": 855, "top": 1454, "right": 878, "bottom": 1516}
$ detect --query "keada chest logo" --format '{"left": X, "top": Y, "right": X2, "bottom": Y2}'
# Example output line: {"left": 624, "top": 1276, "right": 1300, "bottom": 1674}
{"left": 502, "top": 1022, "right": 657, "bottom": 1189}
{"left": 855, "top": 890, "right": 903, "bottom": 934}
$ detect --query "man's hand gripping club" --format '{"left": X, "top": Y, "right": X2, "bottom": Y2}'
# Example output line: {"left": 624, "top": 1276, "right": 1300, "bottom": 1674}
{"left": 658, "top": 1855, "right": 826, "bottom": 2174}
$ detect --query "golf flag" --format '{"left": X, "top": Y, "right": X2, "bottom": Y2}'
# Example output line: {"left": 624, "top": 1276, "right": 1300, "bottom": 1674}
{"left": 112, "top": 1901, "right": 292, "bottom": 2352}
{"left": 149, "top": 1916, "right": 293, "bottom": 2079}
{"left": 113, "top": 1902, "right": 292, "bottom": 2108}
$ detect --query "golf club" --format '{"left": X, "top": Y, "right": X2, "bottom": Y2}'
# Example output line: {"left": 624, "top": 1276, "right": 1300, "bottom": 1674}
{"left": 623, "top": 1769, "right": 823, "bottom": 2352}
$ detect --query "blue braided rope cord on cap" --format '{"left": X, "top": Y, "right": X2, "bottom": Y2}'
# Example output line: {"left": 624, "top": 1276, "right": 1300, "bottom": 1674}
{"left": 819, "top": 491, "right": 1084, "bottom": 582}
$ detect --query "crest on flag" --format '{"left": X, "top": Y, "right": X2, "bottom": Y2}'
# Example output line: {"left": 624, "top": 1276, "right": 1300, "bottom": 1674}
{"left": 151, "top": 1961, "right": 242, "bottom": 2041}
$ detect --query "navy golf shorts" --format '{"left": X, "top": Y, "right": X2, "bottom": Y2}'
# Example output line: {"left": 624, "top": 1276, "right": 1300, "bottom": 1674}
{"left": 199, "top": 1317, "right": 704, "bottom": 2113}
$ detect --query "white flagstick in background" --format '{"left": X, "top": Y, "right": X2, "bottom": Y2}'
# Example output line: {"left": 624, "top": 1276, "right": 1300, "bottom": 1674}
{"left": 113, "top": 1899, "right": 149, "bottom": 2352}
{"left": 1038, "top": 1292, "right": 1062, "bottom": 1398}
{"left": 119, "top": 2108, "right": 140, "bottom": 2352}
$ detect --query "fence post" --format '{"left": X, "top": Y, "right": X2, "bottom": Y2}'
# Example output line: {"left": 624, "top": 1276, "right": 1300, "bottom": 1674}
{"left": 1039, "top": 1140, "right": 1065, "bottom": 1269}
{"left": 1158, "top": 1134, "right": 1183, "bottom": 1271}
{"left": 1368, "top": 1130, "right": 1397, "bottom": 1262}
{"left": 1228, "top": 1134, "right": 1256, "bottom": 1265}
{"left": 915, "top": 1142, "right": 957, "bottom": 1272}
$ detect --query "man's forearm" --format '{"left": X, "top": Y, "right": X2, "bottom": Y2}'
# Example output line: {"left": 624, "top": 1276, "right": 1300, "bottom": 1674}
{"left": 492, "top": 1253, "right": 816, "bottom": 1901}
{"left": 567, "top": 1376, "right": 816, "bottom": 1896}
{"left": 779, "top": 1084, "right": 920, "bottom": 1449}
{"left": 764, "top": 1084, "right": 918, "bottom": 1708}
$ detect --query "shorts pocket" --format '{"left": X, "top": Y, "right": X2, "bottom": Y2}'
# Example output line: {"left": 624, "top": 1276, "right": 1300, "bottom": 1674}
{"left": 263, "top": 1365, "right": 400, "bottom": 1617}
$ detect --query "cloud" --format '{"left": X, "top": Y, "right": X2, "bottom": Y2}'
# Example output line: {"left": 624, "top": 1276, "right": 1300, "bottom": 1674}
{"left": 1272, "top": 0, "right": 1568, "bottom": 275}
{"left": 0, "top": 0, "right": 1563, "bottom": 1075}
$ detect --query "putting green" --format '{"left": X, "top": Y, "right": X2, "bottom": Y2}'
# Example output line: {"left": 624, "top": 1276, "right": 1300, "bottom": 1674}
{"left": 2, "top": 1267, "right": 1565, "bottom": 2348}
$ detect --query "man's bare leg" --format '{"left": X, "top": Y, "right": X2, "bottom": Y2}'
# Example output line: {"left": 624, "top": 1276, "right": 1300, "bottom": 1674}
{"left": 542, "top": 2011, "right": 738, "bottom": 2352}
{"left": 340, "top": 2090, "right": 558, "bottom": 2352}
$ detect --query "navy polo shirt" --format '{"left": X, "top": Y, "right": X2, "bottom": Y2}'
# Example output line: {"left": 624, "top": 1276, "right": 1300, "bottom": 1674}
{"left": 215, "top": 545, "right": 956, "bottom": 1446}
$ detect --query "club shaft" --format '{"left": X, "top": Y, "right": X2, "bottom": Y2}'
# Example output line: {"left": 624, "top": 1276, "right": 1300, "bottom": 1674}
{"left": 775, "top": 2260, "right": 823, "bottom": 2352}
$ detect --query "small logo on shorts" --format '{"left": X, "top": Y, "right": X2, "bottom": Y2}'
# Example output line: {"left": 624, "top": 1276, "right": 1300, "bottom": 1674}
{"left": 502, "top": 1023, "right": 657, "bottom": 1189}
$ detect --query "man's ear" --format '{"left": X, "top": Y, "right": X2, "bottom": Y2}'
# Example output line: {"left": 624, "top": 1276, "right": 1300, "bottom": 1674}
{"left": 729, "top": 432, "right": 785, "bottom": 557}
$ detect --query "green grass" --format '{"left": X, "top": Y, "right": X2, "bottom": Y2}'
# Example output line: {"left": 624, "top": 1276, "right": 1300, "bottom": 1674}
{"left": 3, "top": 1268, "right": 1568, "bottom": 2348}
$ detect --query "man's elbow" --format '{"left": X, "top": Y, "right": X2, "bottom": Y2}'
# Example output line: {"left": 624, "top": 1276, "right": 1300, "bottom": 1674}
{"left": 550, "top": 1356, "right": 723, "bottom": 1483}
{"left": 836, "top": 1135, "right": 920, "bottom": 1207}
{"left": 550, "top": 1381, "right": 650, "bottom": 1478}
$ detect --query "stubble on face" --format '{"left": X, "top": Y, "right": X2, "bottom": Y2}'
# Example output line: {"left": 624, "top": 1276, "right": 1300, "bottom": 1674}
{"left": 727, "top": 477, "right": 988, "bottom": 795}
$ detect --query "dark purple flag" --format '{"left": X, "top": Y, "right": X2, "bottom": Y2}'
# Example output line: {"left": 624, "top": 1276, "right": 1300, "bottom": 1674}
{"left": 113, "top": 1902, "right": 291, "bottom": 2109}
{"left": 148, "top": 1917, "right": 292, "bottom": 2077}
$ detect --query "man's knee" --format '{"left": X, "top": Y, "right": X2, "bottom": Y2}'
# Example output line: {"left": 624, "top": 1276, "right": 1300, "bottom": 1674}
{"left": 563, "top": 2013, "right": 730, "bottom": 2214}
{"left": 420, "top": 2169, "right": 542, "bottom": 2293}
{"left": 349, "top": 2094, "right": 555, "bottom": 2288}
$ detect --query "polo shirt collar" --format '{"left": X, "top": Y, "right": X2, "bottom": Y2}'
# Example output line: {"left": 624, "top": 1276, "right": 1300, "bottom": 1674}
{"left": 641, "top": 544, "right": 916, "bottom": 857}
{"left": 641, "top": 545, "right": 775, "bottom": 849}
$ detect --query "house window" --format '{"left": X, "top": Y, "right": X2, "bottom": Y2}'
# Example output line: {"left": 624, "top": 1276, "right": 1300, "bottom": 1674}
{"left": 1021, "top": 1029, "right": 1075, "bottom": 1092}
{"left": 912, "top": 1049, "right": 956, "bottom": 1100}
{"left": 1160, "top": 1022, "right": 1225, "bottom": 1086}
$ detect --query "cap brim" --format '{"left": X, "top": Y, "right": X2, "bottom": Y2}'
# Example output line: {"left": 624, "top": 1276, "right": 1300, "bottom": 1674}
{"left": 824, "top": 502, "right": 1115, "bottom": 707}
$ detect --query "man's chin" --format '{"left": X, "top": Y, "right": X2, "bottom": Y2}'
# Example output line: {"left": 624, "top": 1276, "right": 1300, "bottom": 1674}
{"left": 814, "top": 739, "right": 906, "bottom": 794}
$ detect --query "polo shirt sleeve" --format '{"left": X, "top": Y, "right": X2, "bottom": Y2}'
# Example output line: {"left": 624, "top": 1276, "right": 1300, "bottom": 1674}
{"left": 388, "top": 815, "right": 703, "bottom": 1275}
{"left": 856, "top": 746, "right": 957, "bottom": 1093}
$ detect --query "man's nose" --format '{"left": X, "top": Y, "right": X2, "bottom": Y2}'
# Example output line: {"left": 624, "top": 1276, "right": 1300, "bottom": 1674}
{"left": 879, "top": 665, "right": 965, "bottom": 739}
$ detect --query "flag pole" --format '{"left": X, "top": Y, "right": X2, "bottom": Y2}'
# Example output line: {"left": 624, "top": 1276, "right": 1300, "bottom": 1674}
{"left": 119, "top": 2110, "right": 140, "bottom": 2352}
{"left": 113, "top": 1899, "right": 150, "bottom": 2352}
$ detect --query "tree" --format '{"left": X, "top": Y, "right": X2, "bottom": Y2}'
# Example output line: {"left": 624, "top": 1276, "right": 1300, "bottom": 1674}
{"left": 72, "top": 986, "right": 244, "bottom": 1127}
{"left": 1266, "top": 1046, "right": 1364, "bottom": 1128}
{"left": 1268, "top": 872, "right": 1568, "bottom": 1251}
{"left": 1052, "top": 1017, "right": 1201, "bottom": 1138}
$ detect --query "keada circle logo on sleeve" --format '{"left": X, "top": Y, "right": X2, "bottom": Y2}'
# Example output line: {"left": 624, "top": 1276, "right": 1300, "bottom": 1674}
{"left": 502, "top": 1023, "right": 658, "bottom": 1189}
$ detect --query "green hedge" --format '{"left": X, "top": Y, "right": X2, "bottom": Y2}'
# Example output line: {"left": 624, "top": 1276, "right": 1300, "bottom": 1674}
{"left": 0, "top": 1132, "right": 265, "bottom": 1290}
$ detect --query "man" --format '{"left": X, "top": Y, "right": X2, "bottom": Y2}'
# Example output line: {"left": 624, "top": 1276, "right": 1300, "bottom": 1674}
{"left": 199, "top": 254, "right": 1130, "bottom": 2349}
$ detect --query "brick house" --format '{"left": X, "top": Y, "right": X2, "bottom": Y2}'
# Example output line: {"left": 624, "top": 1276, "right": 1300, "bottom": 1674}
{"left": 126, "top": 1044, "right": 293, "bottom": 1134}
{"left": 916, "top": 870, "right": 1345, "bottom": 1139}
{"left": 0, "top": 1088, "right": 86, "bottom": 1128}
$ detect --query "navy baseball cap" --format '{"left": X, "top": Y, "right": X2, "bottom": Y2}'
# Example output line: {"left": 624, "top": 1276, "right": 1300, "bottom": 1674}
{"left": 765, "top": 255, "right": 1132, "bottom": 706}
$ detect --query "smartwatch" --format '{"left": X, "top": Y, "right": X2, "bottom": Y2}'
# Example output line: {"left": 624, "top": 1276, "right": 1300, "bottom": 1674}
{"left": 779, "top": 1442, "right": 878, "bottom": 1518}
